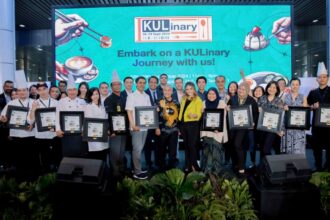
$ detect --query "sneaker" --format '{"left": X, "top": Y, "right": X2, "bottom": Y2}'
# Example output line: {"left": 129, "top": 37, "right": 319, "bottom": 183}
{"left": 133, "top": 172, "right": 148, "bottom": 180}
{"left": 131, "top": 169, "right": 148, "bottom": 174}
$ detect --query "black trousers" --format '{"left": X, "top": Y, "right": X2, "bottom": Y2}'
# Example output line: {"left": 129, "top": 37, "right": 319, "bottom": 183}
{"left": 61, "top": 135, "right": 88, "bottom": 158}
{"left": 36, "top": 137, "right": 62, "bottom": 173}
{"left": 0, "top": 126, "right": 11, "bottom": 167}
{"left": 260, "top": 131, "right": 280, "bottom": 158}
{"left": 11, "top": 137, "right": 39, "bottom": 181}
{"left": 158, "top": 130, "right": 178, "bottom": 170}
{"left": 143, "top": 129, "right": 159, "bottom": 167}
{"left": 88, "top": 149, "right": 108, "bottom": 162}
{"left": 312, "top": 127, "right": 330, "bottom": 170}
{"left": 233, "top": 130, "right": 249, "bottom": 170}
{"left": 181, "top": 121, "right": 200, "bottom": 170}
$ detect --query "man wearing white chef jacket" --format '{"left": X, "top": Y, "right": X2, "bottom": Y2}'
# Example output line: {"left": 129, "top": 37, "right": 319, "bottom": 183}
{"left": 56, "top": 74, "right": 87, "bottom": 157}
{"left": 28, "top": 82, "right": 60, "bottom": 173}
{"left": 126, "top": 76, "right": 151, "bottom": 180}
{"left": 0, "top": 70, "right": 36, "bottom": 180}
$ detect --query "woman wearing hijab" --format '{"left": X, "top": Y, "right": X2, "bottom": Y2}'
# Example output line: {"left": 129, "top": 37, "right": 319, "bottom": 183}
{"left": 227, "top": 82, "right": 258, "bottom": 175}
{"left": 200, "top": 88, "right": 228, "bottom": 174}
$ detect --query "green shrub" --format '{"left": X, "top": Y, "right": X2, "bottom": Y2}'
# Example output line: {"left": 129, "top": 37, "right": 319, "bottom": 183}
{"left": 310, "top": 172, "right": 330, "bottom": 215}
{"left": 116, "top": 169, "right": 257, "bottom": 220}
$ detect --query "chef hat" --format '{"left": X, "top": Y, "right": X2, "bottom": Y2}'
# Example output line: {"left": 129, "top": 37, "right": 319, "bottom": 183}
{"left": 15, "top": 70, "right": 28, "bottom": 89}
{"left": 67, "top": 74, "right": 76, "bottom": 89}
{"left": 111, "top": 70, "right": 121, "bottom": 83}
{"left": 317, "top": 62, "right": 328, "bottom": 77}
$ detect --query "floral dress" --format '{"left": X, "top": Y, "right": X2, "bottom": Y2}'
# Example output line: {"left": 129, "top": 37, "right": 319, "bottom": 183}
{"left": 281, "top": 93, "right": 306, "bottom": 155}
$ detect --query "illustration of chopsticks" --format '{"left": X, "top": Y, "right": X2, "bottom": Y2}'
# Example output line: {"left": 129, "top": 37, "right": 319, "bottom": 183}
{"left": 55, "top": 10, "right": 107, "bottom": 44}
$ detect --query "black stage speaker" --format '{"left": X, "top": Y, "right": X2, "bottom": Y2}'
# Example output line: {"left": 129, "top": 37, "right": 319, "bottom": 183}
{"left": 56, "top": 157, "right": 106, "bottom": 192}
{"left": 248, "top": 176, "right": 320, "bottom": 220}
{"left": 263, "top": 154, "right": 311, "bottom": 185}
{"left": 55, "top": 158, "right": 108, "bottom": 219}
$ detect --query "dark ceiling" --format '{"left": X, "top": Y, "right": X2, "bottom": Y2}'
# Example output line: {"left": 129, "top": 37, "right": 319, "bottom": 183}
{"left": 15, "top": 0, "right": 326, "bottom": 30}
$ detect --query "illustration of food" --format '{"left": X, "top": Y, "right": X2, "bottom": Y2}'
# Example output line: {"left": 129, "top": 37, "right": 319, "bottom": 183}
{"left": 243, "top": 26, "right": 269, "bottom": 51}
{"left": 100, "top": 36, "right": 112, "bottom": 48}
{"left": 66, "top": 56, "right": 92, "bottom": 69}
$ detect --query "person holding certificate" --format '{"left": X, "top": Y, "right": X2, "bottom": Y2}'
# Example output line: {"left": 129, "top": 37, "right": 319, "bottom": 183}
{"left": 28, "top": 82, "right": 59, "bottom": 173}
{"left": 0, "top": 71, "right": 36, "bottom": 181}
{"left": 126, "top": 76, "right": 151, "bottom": 180}
{"left": 56, "top": 74, "right": 87, "bottom": 157}
{"left": 85, "top": 88, "right": 108, "bottom": 162}
{"left": 178, "top": 82, "right": 203, "bottom": 172}
{"left": 155, "top": 84, "right": 180, "bottom": 171}
{"left": 227, "top": 82, "right": 258, "bottom": 175}
{"left": 281, "top": 78, "right": 308, "bottom": 155}
{"left": 258, "top": 81, "right": 284, "bottom": 158}
{"left": 104, "top": 71, "right": 127, "bottom": 177}
{"left": 307, "top": 62, "right": 330, "bottom": 171}
{"left": 200, "top": 87, "right": 228, "bottom": 174}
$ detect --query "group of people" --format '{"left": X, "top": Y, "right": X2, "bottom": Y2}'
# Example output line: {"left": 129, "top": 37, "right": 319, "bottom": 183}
{"left": 0, "top": 63, "right": 329, "bottom": 181}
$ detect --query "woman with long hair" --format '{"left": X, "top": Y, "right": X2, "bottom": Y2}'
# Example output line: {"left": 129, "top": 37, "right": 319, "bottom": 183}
{"left": 178, "top": 82, "right": 203, "bottom": 172}
{"left": 78, "top": 82, "right": 89, "bottom": 101}
{"left": 84, "top": 87, "right": 109, "bottom": 161}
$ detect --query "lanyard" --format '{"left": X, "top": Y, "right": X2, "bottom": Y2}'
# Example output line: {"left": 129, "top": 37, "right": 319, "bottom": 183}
{"left": 39, "top": 98, "right": 50, "bottom": 108}
{"left": 18, "top": 99, "right": 29, "bottom": 108}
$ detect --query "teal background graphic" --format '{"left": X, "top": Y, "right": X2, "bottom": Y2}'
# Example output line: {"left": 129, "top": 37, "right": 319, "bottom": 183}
{"left": 55, "top": 5, "right": 292, "bottom": 88}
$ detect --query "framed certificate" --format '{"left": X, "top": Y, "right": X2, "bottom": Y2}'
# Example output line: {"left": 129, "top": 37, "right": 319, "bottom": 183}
{"left": 285, "top": 106, "right": 310, "bottom": 130}
{"left": 228, "top": 105, "right": 254, "bottom": 130}
{"left": 202, "top": 109, "right": 224, "bottom": 131}
{"left": 257, "top": 108, "right": 284, "bottom": 133}
{"left": 315, "top": 104, "right": 330, "bottom": 128}
{"left": 83, "top": 118, "right": 108, "bottom": 142}
{"left": 135, "top": 106, "right": 159, "bottom": 129}
{"left": 60, "top": 111, "right": 84, "bottom": 134}
{"left": 6, "top": 106, "right": 29, "bottom": 130}
{"left": 35, "top": 107, "right": 56, "bottom": 132}
{"left": 109, "top": 113, "right": 128, "bottom": 135}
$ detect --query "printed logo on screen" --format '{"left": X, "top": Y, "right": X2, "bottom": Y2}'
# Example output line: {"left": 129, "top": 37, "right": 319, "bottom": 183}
{"left": 135, "top": 16, "right": 212, "bottom": 42}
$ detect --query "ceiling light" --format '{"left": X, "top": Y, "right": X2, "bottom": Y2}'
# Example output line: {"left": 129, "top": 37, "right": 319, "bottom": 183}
{"left": 312, "top": 19, "right": 319, "bottom": 23}
{"left": 314, "top": 54, "right": 319, "bottom": 57}
{"left": 19, "top": 24, "right": 25, "bottom": 28}
{"left": 294, "top": 43, "right": 299, "bottom": 47}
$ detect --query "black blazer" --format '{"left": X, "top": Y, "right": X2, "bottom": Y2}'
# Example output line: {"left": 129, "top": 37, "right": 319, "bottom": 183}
{"left": 145, "top": 89, "right": 162, "bottom": 106}
{"left": 0, "top": 93, "right": 8, "bottom": 112}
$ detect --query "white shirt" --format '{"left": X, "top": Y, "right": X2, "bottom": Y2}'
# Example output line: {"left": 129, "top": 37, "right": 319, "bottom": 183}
{"left": 4, "top": 93, "right": 11, "bottom": 104}
{"left": 177, "top": 91, "right": 184, "bottom": 104}
{"left": 84, "top": 103, "right": 109, "bottom": 152}
{"left": 125, "top": 90, "right": 151, "bottom": 131}
{"left": 1, "top": 98, "right": 35, "bottom": 137}
{"left": 100, "top": 94, "right": 109, "bottom": 107}
{"left": 27, "top": 97, "right": 58, "bottom": 139}
{"left": 56, "top": 97, "right": 86, "bottom": 131}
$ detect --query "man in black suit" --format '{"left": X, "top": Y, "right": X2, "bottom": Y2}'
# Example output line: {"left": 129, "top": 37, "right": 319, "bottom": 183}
{"left": 144, "top": 76, "right": 161, "bottom": 169}
{"left": 156, "top": 73, "right": 178, "bottom": 102}
{"left": 0, "top": 80, "right": 14, "bottom": 170}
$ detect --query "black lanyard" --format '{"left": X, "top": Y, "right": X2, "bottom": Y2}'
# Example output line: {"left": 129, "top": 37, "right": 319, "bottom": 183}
{"left": 39, "top": 98, "right": 50, "bottom": 108}
{"left": 19, "top": 99, "right": 29, "bottom": 108}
